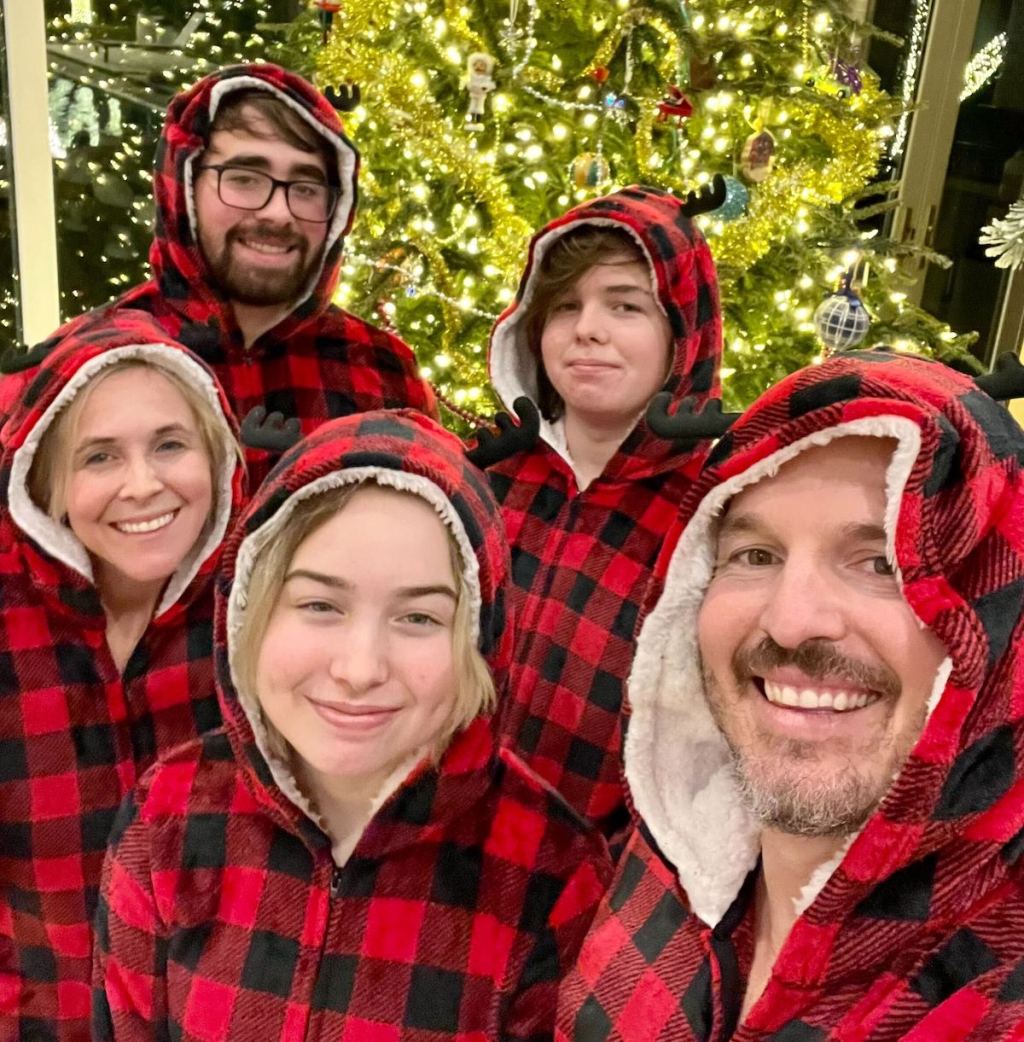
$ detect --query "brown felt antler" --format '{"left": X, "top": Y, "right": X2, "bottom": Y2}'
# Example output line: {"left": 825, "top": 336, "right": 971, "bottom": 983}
{"left": 466, "top": 397, "right": 541, "bottom": 469}
{"left": 976, "top": 353, "right": 1024, "bottom": 402}
{"left": 645, "top": 392, "right": 739, "bottom": 449}
{"left": 240, "top": 406, "right": 303, "bottom": 453}
{"left": 678, "top": 174, "right": 728, "bottom": 217}
{"left": 0, "top": 340, "right": 57, "bottom": 375}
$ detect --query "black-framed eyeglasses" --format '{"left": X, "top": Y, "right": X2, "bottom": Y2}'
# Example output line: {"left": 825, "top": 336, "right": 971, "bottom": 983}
{"left": 198, "top": 164, "right": 338, "bottom": 223}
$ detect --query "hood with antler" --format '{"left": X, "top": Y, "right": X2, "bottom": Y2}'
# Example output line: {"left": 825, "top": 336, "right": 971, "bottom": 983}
{"left": 488, "top": 184, "right": 722, "bottom": 483}
{"left": 558, "top": 348, "right": 1024, "bottom": 1041}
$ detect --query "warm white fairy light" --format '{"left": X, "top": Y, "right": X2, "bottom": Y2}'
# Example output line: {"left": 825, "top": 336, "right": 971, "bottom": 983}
{"left": 961, "top": 33, "right": 1007, "bottom": 101}
{"left": 890, "top": 0, "right": 931, "bottom": 160}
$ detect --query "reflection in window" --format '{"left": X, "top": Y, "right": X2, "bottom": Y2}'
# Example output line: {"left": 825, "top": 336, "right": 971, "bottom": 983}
{"left": 45, "top": 0, "right": 298, "bottom": 319}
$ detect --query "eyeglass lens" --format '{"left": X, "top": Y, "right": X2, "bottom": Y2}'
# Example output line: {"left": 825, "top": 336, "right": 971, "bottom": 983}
{"left": 218, "top": 168, "right": 334, "bottom": 222}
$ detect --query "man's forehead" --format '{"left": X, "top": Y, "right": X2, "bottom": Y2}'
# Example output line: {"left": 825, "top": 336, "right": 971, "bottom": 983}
{"left": 714, "top": 437, "right": 895, "bottom": 533}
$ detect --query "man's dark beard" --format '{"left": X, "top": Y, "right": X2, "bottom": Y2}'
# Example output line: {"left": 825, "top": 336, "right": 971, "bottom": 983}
{"left": 205, "top": 222, "right": 320, "bottom": 307}
{"left": 704, "top": 637, "right": 917, "bottom": 837}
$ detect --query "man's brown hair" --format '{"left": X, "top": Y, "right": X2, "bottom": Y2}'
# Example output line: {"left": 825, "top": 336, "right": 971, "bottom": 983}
{"left": 519, "top": 225, "right": 650, "bottom": 421}
{"left": 211, "top": 89, "right": 338, "bottom": 185}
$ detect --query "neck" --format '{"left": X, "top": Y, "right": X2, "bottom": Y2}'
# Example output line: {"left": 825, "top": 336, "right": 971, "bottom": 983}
{"left": 298, "top": 759, "right": 404, "bottom": 853}
{"left": 759, "top": 829, "right": 843, "bottom": 946}
{"left": 232, "top": 300, "right": 293, "bottom": 348}
{"left": 563, "top": 409, "right": 636, "bottom": 490}
{"left": 95, "top": 564, "right": 164, "bottom": 671}
{"left": 741, "top": 829, "right": 847, "bottom": 1020}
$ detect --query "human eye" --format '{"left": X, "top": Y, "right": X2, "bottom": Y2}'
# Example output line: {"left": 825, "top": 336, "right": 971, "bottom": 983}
{"left": 549, "top": 298, "right": 578, "bottom": 314}
{"left": 292, "top": 182, "right": 323, "bottom": 200}
{"left": 715, "top": 545, "right": 779, "bottom": 572}
{"left": 865, "top": 554, "right": 896, "bottom": 578}
{"left": 298, "top": 599, "right": 339, "bottom": 616}
{"left": 156, "top": 437, "right": 187, "bottom": 454}
{"left": 223, "top": 168, "right": 262, "bottom": 188}
{"left": 612, "top": 300, "right": 644, "bottom": 313}
{"left": 81, "top": 450, "right": 113, "bottom": 467}
{"left": 400, "top": 610, "right": 443, "bottom": 628}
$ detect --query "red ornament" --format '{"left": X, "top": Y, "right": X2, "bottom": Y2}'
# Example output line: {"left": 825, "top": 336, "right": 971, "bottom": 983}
{"left": 314, "top": 0, "right": 343, "bottom": 42}
{"left": 656, "top": 85, "right": 694, "bottom": 124}
{"left": 591, "top": 66, "right": 610, "bottom": 84}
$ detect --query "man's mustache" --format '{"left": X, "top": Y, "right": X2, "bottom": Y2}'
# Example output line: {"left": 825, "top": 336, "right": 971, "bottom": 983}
{"left": 732, "top": 637, "right": 900, "bottom": 697}
{"left": 227, "top": 223, "right": 304, "bottom": 250}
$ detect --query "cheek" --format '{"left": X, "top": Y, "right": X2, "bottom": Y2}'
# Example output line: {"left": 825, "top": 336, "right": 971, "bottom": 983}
{"left": 65, "top": 474, "right": 109, "bottom": 526}
{"left": 176, "top": 458, "right": 214, "bottom": 511}
{"left": 399, "top": 637, "right": 456, "bottom": 712}
{"left": 697, "top": 585, "right": 751, "bottom": 671}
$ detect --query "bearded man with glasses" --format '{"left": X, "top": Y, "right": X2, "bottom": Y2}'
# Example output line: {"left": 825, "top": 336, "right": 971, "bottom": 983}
{"left": 0, "top": 65, "right": 437, "bottom": 486}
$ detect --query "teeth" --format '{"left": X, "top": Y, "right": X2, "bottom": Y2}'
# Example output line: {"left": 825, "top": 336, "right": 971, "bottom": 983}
{"left": 763, "top": 681, "right": 875, "bottom": 712}
{"left": 242, "top": 240, "right": 290, "bottom": 255}
{"left": 115, "top": 511, "right": 175, "bottom": 534}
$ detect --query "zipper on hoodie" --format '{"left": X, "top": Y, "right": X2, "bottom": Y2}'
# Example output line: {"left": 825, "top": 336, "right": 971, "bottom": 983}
{"left": 330, "top": 867, "right": 344, "bottom": 898}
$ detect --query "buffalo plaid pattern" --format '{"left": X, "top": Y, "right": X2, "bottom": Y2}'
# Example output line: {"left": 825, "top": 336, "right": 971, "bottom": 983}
{"left": 558, "top": 349, "right": 1024, "bottom": 1040}
{"left": 487, "top": 187, "right": 721, "bottom": 836}
{"left": 92, "top": 410, "right": 613, "bottom": 1041}
{"left": 0, "top": 64, "right": 437, "bottom": 488}
{"left": 0, "top": 316, "right": 244, "bottom": 1042}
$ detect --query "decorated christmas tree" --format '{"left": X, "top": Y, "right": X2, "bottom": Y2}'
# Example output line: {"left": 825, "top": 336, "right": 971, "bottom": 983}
{"left": 41, "top": 1, "right": 981, "bottom": 424}
{"left": 281, "top": 0, "right": 979, "bottom": 421}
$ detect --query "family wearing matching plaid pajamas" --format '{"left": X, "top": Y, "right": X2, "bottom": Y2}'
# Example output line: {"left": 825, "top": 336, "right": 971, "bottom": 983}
{"left": 92, "top": 409, "right": 612, "bottom": 1041}
{"left": 0, "top": 313, "right": 244, "bottom": 1041}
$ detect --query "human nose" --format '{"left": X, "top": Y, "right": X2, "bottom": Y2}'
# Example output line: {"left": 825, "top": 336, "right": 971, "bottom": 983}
{"left": 258, "top": 181, "right": 293, "bottom": 221}
{"left": 118, "top": 453, "right": 163, "bottom": 500}
{"left": 328, "top": 618, "right": 390, "bottom": 692}
{"left": 757, "top": 557, "right": 847, "bottom": 650}
{"left": 573, "top": 300, "right": 609, "bottom": 343}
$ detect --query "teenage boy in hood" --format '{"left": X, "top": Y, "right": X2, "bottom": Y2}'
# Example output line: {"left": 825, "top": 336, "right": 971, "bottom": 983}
{"left": 0, "top": 64, "right": 437, "bottom": 486}
{"left": 486, "top": 186, "right": 722, "bottom": 836}
{"left": 558, "top": 349, "right": 1024, "bottom": 1040}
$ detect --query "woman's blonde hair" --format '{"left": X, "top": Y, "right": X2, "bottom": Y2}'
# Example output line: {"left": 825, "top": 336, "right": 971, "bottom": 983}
{"left": 233, "top": 481, "right": 496, "bottom": 764}
{"left": 27, "top": 356, "right": 239, "bottom": 522}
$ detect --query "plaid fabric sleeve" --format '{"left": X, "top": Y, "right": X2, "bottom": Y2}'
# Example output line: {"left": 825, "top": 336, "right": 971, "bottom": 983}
{"left": 503, "top": 856, "right": 610, "bottom": 1041}
{"left": 91, "top": 793, "right": 169, "bottom": 1042}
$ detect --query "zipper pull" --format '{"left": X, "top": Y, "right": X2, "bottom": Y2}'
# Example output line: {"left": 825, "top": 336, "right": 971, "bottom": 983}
{"left": 330, "top": 867, "right": 343, "bottom": 898}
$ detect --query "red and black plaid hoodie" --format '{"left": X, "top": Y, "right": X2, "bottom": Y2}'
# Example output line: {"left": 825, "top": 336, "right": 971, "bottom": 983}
{"left": 558, "top": 349, "right": 1024, "bottom": 1041}
{"left": 0, "top": 311, "right": 243, "bottom": 1042}
{"left": 92, "top": 409, "right": 612, "bottom": 1042}
{"left": 486, "top": 186, "right": 722, "bottom": 836}
{"left": 0, "top": 63, "right": 437, "bottom": 487}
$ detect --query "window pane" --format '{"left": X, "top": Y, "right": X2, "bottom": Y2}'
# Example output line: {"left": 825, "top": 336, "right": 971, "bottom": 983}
{"left": 45, "top": 1, "right": 299, "bottom": 319}
{"left": 0, "top": 4, "right": 23, "bottom": 340}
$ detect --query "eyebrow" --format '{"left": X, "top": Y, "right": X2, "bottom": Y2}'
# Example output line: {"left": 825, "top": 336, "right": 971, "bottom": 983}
{"left": 74, "top": 424, "right": 193, "bottom": 453}
{"left": 213, "top": 152, "right": 327, "bottom": 183}
{"left": 717, "top": 513, "right": 888, "bottom": 544}
{"left": 284, "top": 570, "right": 458, "bottom": 600}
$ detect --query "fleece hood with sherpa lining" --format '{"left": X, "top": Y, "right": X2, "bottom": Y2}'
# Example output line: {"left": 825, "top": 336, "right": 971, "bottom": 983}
{"left": 215, "top": 409, "right": 515, "bottom": 860}
{"left": 1, "top": 307, "right": 243, "bottom": 623}
{"left": 488, "top": 184, "right": 722, "bottom": 484}
{"left": 556, "top": 348, "right": 1024, "bottom": 1042}
{"left": 153, "top": 62, "right": 358, "bottom": 341}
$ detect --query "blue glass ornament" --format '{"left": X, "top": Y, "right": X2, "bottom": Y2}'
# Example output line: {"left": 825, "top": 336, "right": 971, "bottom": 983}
{"left": 814, "top": 288, "right": 871, "bottom": 352}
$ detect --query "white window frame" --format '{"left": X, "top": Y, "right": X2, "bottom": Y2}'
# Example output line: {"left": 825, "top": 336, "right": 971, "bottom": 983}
{"left": 3, "top": 0, "right": 61, "bottom": 344}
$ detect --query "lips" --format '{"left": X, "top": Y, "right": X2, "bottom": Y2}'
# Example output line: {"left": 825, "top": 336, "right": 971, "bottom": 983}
{"left": 112, "top": 510, "right": 178, "bottom": 535}
{"left": 306, "top": 697, "right": 399, "bottom": 730}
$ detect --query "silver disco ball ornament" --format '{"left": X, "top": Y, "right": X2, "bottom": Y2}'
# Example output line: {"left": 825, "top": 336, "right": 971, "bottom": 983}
{"left": 814, "top": 288, "right": 871, "bottom": 352}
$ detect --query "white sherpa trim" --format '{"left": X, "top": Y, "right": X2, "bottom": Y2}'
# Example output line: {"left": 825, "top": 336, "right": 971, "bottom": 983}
{"left": 8, "top": 344, "right": 237, "bottom": 617}
{"left": 184, "top": 76, "right": 358, "bottom": 310}
{"left": 624, "top": 417, "right": 942, "bottom": 928}
{"left": 789, "top": 653, "right": 952, "bottom": 915}
{"left": 226, "top": 467, "right": 484, "bottom": 844}
{"left": 489, "top": 217, "right": 666, "bottom": 464}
